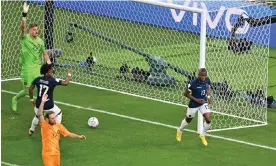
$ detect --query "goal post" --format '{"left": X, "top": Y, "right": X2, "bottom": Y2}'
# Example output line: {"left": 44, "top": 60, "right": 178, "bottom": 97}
{"left": 1, "top": 0, "right": 271, "bottom": 133}
{"left": 137, "top": 0, "right": 208, "bottom": 134}
{"left": 44, "top": 0, "right": 55, "bottom": 63}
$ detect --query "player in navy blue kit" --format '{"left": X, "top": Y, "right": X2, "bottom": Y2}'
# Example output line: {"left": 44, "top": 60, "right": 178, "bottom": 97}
{"left": 176, "top": 68, "right": 213, "bottom": 146}
{"left": 28, "top": 64, "right": 72, "bottom": 136}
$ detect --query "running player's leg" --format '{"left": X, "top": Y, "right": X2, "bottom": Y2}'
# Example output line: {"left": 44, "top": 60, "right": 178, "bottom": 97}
{"left": 55, "top": 112, "right": 62, "bottom": 123}
{"left": 11, "top": 72, "right": 29, "bottom": 112}
{"left": 12, "top": 69, "right": 40, "bottom": 112}
{"left": 29, "top": 107, "right": 50, "bottom": 136}
{"left": 176, "top": 107, "right": 198, "bottom": 142}
{"left": 50, "top": 105, "right": 62, "bottom": 123}
{"left": 28, "top": 68, "right": 43, "bottom": 134}
{"left": 29, "top": 104, "right": 61, "bottom": 135}
{"left": 29, "top": 107, "right": 40, "bottom": 136}
{"left": 198, "top": 104, "right": 211, "bottom": 146}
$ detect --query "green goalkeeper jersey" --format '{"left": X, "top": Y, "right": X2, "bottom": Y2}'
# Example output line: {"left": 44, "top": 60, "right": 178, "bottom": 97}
{"left": 20, "top": 34, "right": 45, "bottom": 70}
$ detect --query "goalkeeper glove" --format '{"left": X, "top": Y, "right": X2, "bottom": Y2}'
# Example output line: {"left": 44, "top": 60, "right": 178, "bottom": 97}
{"left": 22, "top": 2, "right": 29, "bottom": 18}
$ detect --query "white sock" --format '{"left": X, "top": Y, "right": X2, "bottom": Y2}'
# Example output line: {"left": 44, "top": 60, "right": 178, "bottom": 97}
{"left": 30, "top": 116, "right": 39, "bottom": 131}
{"left": 179, "top": 119, "right": 188, "bottom": 131}
{"left": 201, "top": 122, "right": 211, "bottom": 136}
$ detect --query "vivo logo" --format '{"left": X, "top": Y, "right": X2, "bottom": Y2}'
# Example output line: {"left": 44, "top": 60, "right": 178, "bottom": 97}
{"left": 168, "top": 0, "right": 249, "bottom": 34}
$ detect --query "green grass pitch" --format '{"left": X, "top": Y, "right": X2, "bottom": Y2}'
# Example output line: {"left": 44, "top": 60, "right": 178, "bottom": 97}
{"left": 1, "top": 2, "right": 276, "bottom": 166}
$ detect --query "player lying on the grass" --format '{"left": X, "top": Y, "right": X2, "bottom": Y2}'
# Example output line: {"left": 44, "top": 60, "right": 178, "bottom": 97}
{"left": 28, "top": 64, "right": 72, "bottom": 136}
{"left": 12, "top": 2, "right": 51, "bottom": 112}
{"left": 38, "top": 94, "right": 86, "bottom": 166}
{"left": 176, "top": 68, "right": 213, "bottom": 146}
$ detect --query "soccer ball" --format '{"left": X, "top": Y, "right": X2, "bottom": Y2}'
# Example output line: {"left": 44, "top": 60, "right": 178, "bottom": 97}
{"left": 88, "top": 117, "right": 99, "bottom": 128}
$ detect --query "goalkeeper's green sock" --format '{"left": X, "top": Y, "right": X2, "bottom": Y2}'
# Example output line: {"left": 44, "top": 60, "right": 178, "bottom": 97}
{"left": 12, "top": 89, "right": 28, "bottom": 112}
{"left": 14, "top": 89, "right": 28, "bottom": 100}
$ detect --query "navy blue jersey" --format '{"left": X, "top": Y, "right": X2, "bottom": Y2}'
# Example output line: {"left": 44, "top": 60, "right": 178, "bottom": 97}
{"left": 188, "top": 77, "right": 211, "bottom": 108}
{"left": 32, "top": 76, "right": 62, "bottom": 110}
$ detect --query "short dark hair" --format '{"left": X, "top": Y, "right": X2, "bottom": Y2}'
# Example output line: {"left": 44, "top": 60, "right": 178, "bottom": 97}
{"left": 29, "top": 24, "right": 39, "bottom": 29}
{"left": 199, "top": 68, "right": 207, "bottom": 74}
{"left": 45, "top": 111, "right": 55, "bottom": 119}
{"left": 40, "top": 64, "right": 52, "bottom": 75}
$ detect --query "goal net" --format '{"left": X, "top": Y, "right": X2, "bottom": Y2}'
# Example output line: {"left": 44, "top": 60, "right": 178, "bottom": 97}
{"left": 1, "top": 0, "right": 271, "bottom": 132}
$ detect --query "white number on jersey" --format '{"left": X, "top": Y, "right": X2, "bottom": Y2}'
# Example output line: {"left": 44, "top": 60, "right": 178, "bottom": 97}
{"left": 39, "top": 84, "right": 49, "bottom": 97}
{"left": 201, "top": 90, "right": 206, "bottom": 96}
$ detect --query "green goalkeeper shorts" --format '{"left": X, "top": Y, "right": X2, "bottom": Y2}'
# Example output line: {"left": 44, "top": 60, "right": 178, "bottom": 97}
{"left": 20, "top": 68, "right": 41, "bottom": 88}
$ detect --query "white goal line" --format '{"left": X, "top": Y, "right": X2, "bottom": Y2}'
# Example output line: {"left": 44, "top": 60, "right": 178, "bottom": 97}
{"left": 1, "top": 161, "right": 20, "bottom": 166}
{"left": 0, "top": 77, "right": 267, "bottom": 126}
{"left": 1, "top": 89, "right": 276, "bottom": 152}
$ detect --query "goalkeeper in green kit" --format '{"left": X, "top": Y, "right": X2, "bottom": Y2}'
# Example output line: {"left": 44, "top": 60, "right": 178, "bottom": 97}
{"left": 12, "top": 2, "right": 51, "bottom": 112}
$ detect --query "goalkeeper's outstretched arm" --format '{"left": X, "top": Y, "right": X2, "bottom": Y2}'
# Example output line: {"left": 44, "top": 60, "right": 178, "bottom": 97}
{"left": 21, "top": 17, "right": 27, "bottom": 36}
{"left": 21, "top": 2, "right": 29, "bottom": 36}
{"left": 20, "top": 2, "right": 51, "bottom": 64}
{"left": 43, "top": 50, "right": 51, "bottom": 64}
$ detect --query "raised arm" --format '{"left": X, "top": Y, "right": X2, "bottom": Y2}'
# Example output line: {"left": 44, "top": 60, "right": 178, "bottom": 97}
{"left": 43, "top": 50, "right": 51, "bottom": 65}
{"left": 61, "top": 69, "right": 72, "bottom": 86}
{"left": 21, "top": 17, "right": 27, "bottom": 36}
{"left": 37, "top": 94, "right": 49, "bottom": 122}
{"left": 21, "top": 2, "right": 29, "bottom": 36}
